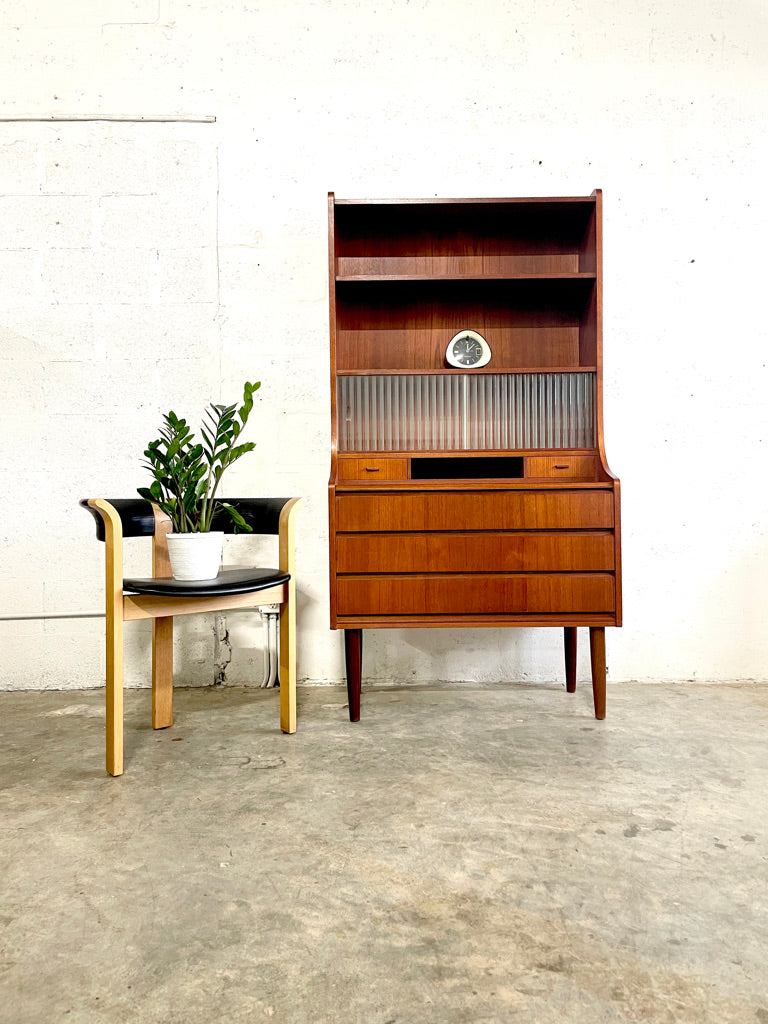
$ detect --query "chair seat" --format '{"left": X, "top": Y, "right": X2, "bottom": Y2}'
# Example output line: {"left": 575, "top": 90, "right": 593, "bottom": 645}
{"left": 123, "top": 567, "right": 289, "bottom": 598}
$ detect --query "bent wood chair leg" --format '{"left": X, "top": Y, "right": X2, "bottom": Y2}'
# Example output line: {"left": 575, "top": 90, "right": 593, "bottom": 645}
{"left": 278, "top": 497, "right": 304, "bottom": 734}
{"left": 106, "top": 608, "right": 124, "bottom": 777}
{"left": 344, "top": 628, "right": 363, "bottom": 723}
{"left": 589, "top": 626, "right": 606, "bottom": 720}
{"left": 564, "top": 626, "right": 577, "bottom": 693}
{"left": 92, "top": 498, "right": 126, "bottom": 777}
{"left": 152, "top": 616, "right": 174, "bottom": 729}
{"left": 279, "top": 590, "right": 297, "bottom": 734}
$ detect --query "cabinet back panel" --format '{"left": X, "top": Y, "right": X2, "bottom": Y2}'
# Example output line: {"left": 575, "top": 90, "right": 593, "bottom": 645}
{"left": 334, "top": 202, "right": 596, "bottom": 261}
{"left": 334, "top": 279, "right": 593, "bottom": 370}
{"left": 335, "top": 280, "right": 591, "bottom": 325}
{"left": 337, "top": 254, "right": 581, "bottom": 277}
{"left": 336, "top": 328, "right": 580, "bottom": 370}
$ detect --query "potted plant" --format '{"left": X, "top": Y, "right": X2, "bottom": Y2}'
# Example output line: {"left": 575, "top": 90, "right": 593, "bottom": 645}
{"left": 138, "top": 381, "right": 260, "bottom": 580}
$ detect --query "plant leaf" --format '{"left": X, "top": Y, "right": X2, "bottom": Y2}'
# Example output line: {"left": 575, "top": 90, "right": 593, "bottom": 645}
{"left": 222, "top": 502, "right": 253, "bottom": 533}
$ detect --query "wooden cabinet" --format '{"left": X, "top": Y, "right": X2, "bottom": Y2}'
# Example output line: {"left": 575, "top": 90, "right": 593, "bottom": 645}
{"left": 328, "top": 192, "right": 622, "bottom": 720}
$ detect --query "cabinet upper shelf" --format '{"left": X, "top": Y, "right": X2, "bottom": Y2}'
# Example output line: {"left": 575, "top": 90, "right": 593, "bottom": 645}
{"left": 332, "top": 197, "right": 599, "bottom": 279}
{"left": 333, "top": 196, "right": 599, "bottom": 205}
{"left": 336, "top": 367, "right": 598, "bottom": 376}
{"left": 336, "top": 267, "right": 598, "bottom": 282}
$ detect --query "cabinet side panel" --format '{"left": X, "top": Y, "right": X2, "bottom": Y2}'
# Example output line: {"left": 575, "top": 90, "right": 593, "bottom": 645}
{"left": 579, "top": 202, "right": 597, "bottom": 274}
{"left": 328, "top": 193, "right": 339, "bottom": 468}
{"left": 613, "top": 479, "right": 623, "bottom": 625}
{"left": 328, "top": 194, "right": 339, "bottom": 628}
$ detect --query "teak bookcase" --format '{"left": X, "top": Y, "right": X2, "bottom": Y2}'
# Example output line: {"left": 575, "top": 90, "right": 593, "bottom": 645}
{"left": 327, "top": 192, "right": 622, "bottom": 720}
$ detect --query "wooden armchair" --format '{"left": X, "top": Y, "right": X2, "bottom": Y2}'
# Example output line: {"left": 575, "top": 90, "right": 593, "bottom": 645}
{"left": 81, "top": 496, "right": 304, "bottom": 776}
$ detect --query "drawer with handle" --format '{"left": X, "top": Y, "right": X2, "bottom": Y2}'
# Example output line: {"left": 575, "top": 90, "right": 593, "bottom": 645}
{"left": 337, "top": 457, "right": 409, "bottom": 482}
{"left": 526, "top": 456, "right": 597, "bottom": 479}
{"left": 528, "top": 456, "right": 602, "bottom": 479}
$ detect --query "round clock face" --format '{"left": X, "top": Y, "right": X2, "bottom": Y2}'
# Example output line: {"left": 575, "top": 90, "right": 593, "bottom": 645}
{"left": 446, "top": 330, "right": 491, "bottom": 368}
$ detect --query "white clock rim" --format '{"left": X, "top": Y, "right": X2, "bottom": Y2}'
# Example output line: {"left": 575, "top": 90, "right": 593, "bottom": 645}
{"left": 446, "top": 329, "right": 492, "bottom": 369}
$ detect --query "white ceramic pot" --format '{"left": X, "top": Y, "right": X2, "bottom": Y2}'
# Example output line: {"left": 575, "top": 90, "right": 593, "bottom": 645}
{"left": 165, "top": 532, "right": 224, "bottom": 581}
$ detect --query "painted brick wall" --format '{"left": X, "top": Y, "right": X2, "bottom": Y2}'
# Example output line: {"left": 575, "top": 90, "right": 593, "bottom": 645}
{"left": 0, "top": 0, "right": 766, "bottom": 690}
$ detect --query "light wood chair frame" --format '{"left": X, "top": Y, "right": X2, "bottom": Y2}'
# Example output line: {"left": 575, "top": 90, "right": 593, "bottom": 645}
{"left": 86, "top": 497, "right": 304, "bottom": 776}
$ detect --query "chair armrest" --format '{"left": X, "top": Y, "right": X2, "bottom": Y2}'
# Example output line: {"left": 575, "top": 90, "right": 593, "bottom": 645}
{"left": 81, "top": 498, "right": 155, "bottom": 541}
{"left": 82, "top": 500, "right": 125, "bottom": 611}
{"left": 82, "top": 499, "right": 125, "bottom": 544}
{"left": 278, "top": 498, "right": 305, "bottom": 577}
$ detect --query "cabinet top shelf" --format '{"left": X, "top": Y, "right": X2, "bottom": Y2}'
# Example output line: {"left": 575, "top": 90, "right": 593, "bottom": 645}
{"left": 336, "top": 367, "right": 598, "bottom": 376}
{"left": 333, "top": 195, "right": 599, "bottom": 206}
{"left": 336, "top": 272, "right": 597, "bottom": 283}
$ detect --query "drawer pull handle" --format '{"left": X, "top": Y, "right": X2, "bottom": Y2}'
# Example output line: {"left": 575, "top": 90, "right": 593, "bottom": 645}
{"left": 364, "top": 466, "right": 381, "bottom": 472}
{"left": 554, "top": 464, "right": 569, "bottom": 470}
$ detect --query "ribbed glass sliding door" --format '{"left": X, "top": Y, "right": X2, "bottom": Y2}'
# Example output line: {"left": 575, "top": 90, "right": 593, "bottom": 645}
{"left": 337, "top": 372, "right": 595, "bottom": 452}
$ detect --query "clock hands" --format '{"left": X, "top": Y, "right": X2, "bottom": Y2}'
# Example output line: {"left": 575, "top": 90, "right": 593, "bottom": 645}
{"left": 454, "top": 335, "right": 482, "bottom": 363}
{"left": 446, "top": 329, "right": 491, "bottom": 368}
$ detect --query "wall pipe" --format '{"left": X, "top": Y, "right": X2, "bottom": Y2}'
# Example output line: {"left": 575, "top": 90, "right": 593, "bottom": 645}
{"left": 257, "top": 606, "right": 280, "bottom": 688}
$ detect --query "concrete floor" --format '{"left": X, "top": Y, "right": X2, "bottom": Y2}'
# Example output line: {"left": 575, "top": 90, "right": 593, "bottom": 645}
{"left": 1, "top": 681, "right": 767, "bottom": 1024}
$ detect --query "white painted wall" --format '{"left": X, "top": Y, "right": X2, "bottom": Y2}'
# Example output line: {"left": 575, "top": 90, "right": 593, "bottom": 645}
{"left": 1, "top": 0, "right": 766, "bottom": 690}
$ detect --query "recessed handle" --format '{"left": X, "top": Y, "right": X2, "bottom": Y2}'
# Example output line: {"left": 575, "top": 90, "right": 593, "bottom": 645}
{"left": 364, "top": 466, "right": 381, "bottom": 472}
{"left": 553, "top": 464, "right": 570, "bottom": 470}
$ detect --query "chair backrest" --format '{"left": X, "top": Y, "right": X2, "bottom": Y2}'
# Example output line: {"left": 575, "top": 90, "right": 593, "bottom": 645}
{"left": 80, "top": 498, "right": 291, "bottom": 541}
{"left": 210, "top": 498, "right": 291, "bottom": 536}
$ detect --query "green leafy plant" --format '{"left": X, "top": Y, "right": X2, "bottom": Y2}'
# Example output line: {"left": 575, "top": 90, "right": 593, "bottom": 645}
{"left": 138, "top": 381, "right": 261, "bottom": 533}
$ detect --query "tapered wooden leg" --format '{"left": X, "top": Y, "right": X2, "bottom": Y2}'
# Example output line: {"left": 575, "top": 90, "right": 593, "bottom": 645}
{"left": 106, "top": 610, "right": 124, "bottom": 777}
{"left": 152, "top": 616, "right": 174, "bottom": 729}
{"left": 589, "top": 626, "right": 606, "bottom": 720}
{"left": 344, "top": 628, "right": 362, "bottom": 722}
{"left": 564, "top": 626, "right": 577, "bottom": 693}
{"left": 279, "top": 587, "right": 297, "bottom": 734}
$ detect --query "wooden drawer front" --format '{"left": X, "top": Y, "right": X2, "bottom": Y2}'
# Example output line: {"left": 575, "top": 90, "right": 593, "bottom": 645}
{"left": 336, "top": 491, "right": 613, "bottom": 532}
{"left": 527, "top": 456, "right": 597, "bottom": 479}
{"left": 338, "top": 573, "right": 615, "bottom": 616}
{"left": 337, "top": 531, "right": 615, "bottom": 574}
{"left": 338, "top": 457, "right": 408, "bottom": 482}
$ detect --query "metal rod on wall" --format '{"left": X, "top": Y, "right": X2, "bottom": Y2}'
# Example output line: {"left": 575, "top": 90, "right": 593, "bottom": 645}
{"left": 0, "top": 114, "right": 216, "bottom": 123}
{"left": 0, "top": 612, "right": 105, "bottom": 621}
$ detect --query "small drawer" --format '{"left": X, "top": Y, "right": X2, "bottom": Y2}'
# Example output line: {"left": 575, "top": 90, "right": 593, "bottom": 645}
{"left": 338, "top": 457, "right": 409, "bottom": 482}
{"left": 526, "top": 456, "right": 597, "bottom": 479}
